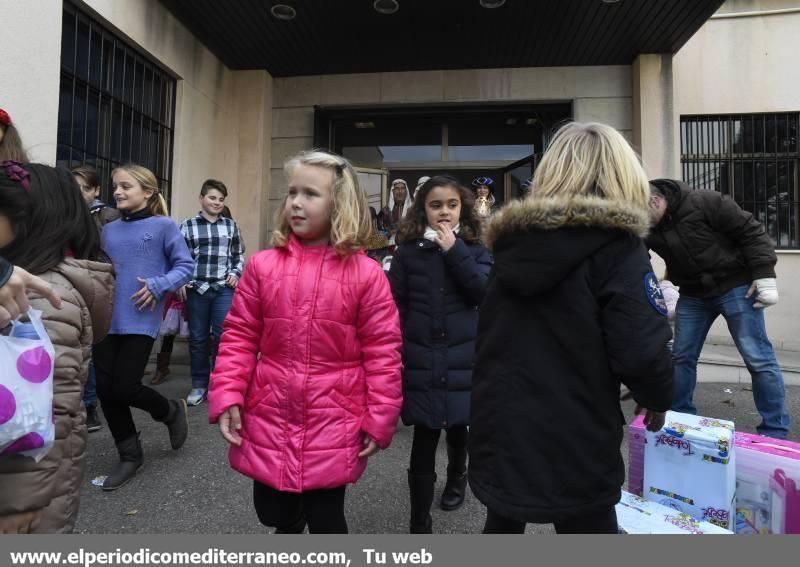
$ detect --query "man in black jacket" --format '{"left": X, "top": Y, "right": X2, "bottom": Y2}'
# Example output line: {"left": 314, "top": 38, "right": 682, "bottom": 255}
{"left": 647, "top": 179, "right": 790, "bottom": 438}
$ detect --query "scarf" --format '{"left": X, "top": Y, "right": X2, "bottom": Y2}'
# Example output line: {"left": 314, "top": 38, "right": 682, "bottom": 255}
{"left": 423, "top": 223, "right": 460, "bottom": 242}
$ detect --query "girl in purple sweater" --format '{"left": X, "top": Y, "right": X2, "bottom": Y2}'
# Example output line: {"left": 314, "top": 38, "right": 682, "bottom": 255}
{"left": 95, "top": 164, "right": 194, "bottom": 491}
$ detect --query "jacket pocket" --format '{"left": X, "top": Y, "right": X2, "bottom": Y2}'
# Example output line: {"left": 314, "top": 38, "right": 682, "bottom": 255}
{"left": 244, "top": 381, "right": 272, "bottom": 411}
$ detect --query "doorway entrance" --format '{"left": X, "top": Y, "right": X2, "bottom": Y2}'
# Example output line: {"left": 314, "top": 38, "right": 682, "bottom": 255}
{"left": 315, "top": 103, "right": 571, "bottom": 208}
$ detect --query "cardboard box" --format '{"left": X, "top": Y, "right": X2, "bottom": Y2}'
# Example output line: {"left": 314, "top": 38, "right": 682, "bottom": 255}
{"left": 643, "top": 412, "right": 736, "bottom": 530}
{"left": 616, "top": 491, "right": 732, "bottom": 534}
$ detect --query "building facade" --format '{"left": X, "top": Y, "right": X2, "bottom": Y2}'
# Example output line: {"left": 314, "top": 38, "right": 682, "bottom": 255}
{"left": 1, "top": 0, "right": 797, "bottom": 348}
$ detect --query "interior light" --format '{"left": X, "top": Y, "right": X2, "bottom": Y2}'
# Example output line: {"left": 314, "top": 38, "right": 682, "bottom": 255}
{"left": 479, "top": 0, "right": 506, "bottom": 8}
{"left": 354, "top": 121, "right": 376, "bottom": 129}
{"left": 271, "top": 4, "right": 296, "bottom": 20}
{"left": 373, "top": 0, "right": 399, "bottom": 15}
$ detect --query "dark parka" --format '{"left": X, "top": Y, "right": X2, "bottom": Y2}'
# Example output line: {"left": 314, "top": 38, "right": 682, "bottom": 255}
{"left": 388, "top": 236, "right": 492, "bottom": 429}
{"left": 468, "top": 196, "right": 673, "bottom": 523}
{"left": 646, "top": 179, "right": 777, "bottom": 297}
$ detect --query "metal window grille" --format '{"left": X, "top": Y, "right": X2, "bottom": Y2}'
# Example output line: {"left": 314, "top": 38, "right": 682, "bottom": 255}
{"left": 57, "top": 1, "right": 176, "bottom": 206}
{"left": 680, "top": 113, "right": 800, "bottom": 249}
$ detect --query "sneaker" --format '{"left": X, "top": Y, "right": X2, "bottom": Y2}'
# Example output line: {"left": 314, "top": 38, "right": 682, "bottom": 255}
{"left": 186, "top": 388, "right": 207, "bottom": 407}
{"left": 86, "top": 405, "right": 103, "bottom": 433}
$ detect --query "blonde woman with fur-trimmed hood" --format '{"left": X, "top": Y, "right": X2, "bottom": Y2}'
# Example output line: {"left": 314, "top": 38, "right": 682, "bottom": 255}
{"left": 468, "top": 122, "right": 674, "bottom": 534}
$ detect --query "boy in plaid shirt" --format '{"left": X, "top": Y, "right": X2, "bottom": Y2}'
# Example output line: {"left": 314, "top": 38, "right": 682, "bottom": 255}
{"left": 178, "top": 180, "right": 245, "bottom": 406}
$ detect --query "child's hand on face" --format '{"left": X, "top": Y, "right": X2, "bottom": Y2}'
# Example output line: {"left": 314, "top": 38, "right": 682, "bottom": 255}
{"left": 357, "top": 433, "right": 379, "bottom": 458}
{"left": 131, "top": 277, "right": 157, "bottom": 311}
{"left": 434, "top": 223, "right": 457, "bottom": 252}
{"left": 219, "top": 405, "right": 243, "bottom": 446}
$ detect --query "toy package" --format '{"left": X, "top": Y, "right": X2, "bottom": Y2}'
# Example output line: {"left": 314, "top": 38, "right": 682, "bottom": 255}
{"left": 642, "top": 412, "right": 736, "bottom": 530}
{"left": 734, "top": 432, "right": 800, "bottom": 534}
{"left": 616, "top": 491, "right": 732, "bottom": 534}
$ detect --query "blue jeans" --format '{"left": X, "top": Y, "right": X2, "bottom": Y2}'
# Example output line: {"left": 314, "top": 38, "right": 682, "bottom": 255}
{"left": 187, "top": 286, "right": 234, "bottom": 389}
{"left": 83, "top": 358, "right": 97, "bottom": 407}
{"left": 672, "top": 284, "right": 790, "bottom": 438}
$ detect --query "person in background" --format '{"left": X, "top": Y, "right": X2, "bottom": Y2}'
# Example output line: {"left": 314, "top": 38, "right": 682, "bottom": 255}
{"left": 469, "top": 122, "right": 673, "bottom": 534}
{"left": 178, "top": 179, "right": 245, "bottom": 407}
{"left": 0, "top": 162, "right": 113, "bottom": 533}
{"left": 647, "top": 179, "right": 789, "bottom": 438}
{"left": 412, "top": 176, "right": 430, "bottom": 203}
{"left": 379, "top": 179, "right": 413, "bottom": 244}
{"left": 472, "top": 176, "right": 498, "bottom": 221}
{"left": 0, "top": 109, "right": 29, "bottom": 163}
{"left": 72, "top": 165, "right": 120, "bottom": 433}
{"left": 388, "top": 175, "right": 492, "bottom": 533}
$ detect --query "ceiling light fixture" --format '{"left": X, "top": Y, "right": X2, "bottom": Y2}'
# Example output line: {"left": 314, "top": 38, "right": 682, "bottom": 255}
{"left": 479, "top": 0, "right": 506, "bottom": 8}
{"left": 354, "top": 121, "right": 376, "bottom": 129}
{"left": 601, "top": 0, "right": 621, "bottom": 4}
{"left": 373, "top": 0, "right": 399, "bottom": 15}
{"left": 271, "top": 4, "right": 296, "bottom": 20}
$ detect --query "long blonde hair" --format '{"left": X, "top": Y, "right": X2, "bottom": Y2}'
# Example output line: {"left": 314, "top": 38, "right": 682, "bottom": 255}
{"left": 112, "top": 164, "right": 169, "bottom": 216}
{"left": 272, "top": 150, "right": 371, "bottom": 256}
{"left": 532, "top": 122, "right": 650, "bottom": 210}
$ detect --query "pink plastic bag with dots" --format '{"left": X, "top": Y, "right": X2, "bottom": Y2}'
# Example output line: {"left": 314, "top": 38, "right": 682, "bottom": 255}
{"left": 0, "top": 309, "right": 56, "bottom": 462}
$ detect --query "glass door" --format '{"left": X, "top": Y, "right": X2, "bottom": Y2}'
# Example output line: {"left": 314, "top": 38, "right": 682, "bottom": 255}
{"left": 355, "top": 167, "right": 389, "bottom": 211}
{"left": 496, "top": 153, "right": 540, "bottom": 202}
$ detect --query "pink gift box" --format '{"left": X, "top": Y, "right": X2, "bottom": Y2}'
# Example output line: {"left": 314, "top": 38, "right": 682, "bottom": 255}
{"left": 735, "top": 432, "right": 800, "bottom": 534}
{"left": 628, "top": 414, "right": 647, "bottom": 496}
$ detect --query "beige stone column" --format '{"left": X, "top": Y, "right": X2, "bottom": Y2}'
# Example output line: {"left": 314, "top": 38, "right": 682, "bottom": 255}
{"left": 632, "top": 54, "right": 680, "bottom": 180}
{"left": 227, "top": 70, "right": 274, "bottom": 252}
{"left": 0, "top": 0, "right": 62, "bottom": 164}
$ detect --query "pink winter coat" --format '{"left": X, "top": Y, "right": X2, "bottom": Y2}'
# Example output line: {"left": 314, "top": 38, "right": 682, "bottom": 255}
{"left": 208, "top": 235, "right": 403, "bottom": 493}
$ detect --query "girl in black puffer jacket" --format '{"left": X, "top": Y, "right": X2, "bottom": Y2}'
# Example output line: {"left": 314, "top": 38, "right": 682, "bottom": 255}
{"left": 388, "top": 176, "right": 492, "bottom": 533}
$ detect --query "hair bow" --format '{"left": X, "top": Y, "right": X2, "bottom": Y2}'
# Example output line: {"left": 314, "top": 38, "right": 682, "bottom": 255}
{"left": 0, "top": 160, "right": 30, "bottom": 191}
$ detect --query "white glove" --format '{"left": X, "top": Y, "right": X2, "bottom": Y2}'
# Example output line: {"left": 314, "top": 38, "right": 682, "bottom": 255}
{"left": 746, "top": 278, "right": 779, "bottom": 309}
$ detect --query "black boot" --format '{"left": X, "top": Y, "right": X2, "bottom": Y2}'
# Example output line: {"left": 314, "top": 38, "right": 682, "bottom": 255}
{"left": 408, "top": 470, "right": 436, "bottom": 534}
{"left": 160, "top": 399, "right": 188, "bottom": 450}
{"left": 274, "top": 514, "right": 307, "bottom": 534}
{"left": 440, "top": 444, "right": 468, "bottom": 511}
{"left": 86, "top": 404, "right": 102, "bottom": 433}
{"left": 103, "top": 433, "right": 143, "bottom": 491}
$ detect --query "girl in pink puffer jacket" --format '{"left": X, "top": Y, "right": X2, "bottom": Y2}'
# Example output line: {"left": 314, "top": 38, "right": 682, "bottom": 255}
{"left": 208, "top": 150, "right": 403, "bottom": 534}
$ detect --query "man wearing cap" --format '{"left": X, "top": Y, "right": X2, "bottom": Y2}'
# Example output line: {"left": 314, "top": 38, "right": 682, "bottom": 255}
{"left": 646, "top": 179, "right": 789, "bottom": 438}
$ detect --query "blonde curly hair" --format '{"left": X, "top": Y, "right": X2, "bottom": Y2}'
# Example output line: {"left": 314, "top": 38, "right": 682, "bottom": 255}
{"left": 272, "top": 150, "right": 372, "bottom": 256}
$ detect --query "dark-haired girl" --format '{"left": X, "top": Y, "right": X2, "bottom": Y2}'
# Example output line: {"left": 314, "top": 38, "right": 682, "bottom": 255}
{"left": 388, "top": 176, "right": 492, "bottom": 533}
{"left": 0, "top": 109, "right": 29, "bottom": 163}
{"left": 0, "top": 162, "right": 114, "bottom": 533}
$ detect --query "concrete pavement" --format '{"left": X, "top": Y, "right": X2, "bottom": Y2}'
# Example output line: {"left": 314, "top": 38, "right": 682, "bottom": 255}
{"left": 74, "top": 340, "right": 799, "bottom": 534}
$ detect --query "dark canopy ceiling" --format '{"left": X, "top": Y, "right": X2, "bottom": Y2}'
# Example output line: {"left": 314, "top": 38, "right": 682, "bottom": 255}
{"left": 159, "top": 0, "right": 725, "bottom": 77}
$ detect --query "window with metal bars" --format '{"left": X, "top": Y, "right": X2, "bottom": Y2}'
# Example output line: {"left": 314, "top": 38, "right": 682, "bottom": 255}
{"left": 680, "top": 113, "right": 800, "bottom": 250}
{"left": 57, "top": 1, "right": 176, "bottom": 206}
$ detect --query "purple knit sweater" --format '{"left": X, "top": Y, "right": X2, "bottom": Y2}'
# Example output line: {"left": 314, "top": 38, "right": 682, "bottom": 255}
{"left": 103, "top": 216, "right": 194, "bottom": 338}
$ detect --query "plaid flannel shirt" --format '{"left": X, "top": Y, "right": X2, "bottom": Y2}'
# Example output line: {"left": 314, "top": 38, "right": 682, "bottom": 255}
{"left": 180, "top": 214, "right": 245, "bottom": 294}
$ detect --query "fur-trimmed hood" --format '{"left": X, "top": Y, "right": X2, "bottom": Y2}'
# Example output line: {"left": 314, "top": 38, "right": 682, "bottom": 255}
{"left": 486, "top": 196, "right": 651, "bottom": 297}
{"left": 485, "top": 195, "right": 650, "bottom": 249}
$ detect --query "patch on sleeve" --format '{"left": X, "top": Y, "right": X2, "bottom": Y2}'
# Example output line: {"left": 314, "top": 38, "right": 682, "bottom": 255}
{"left": 644, "top": 272, "right": 668, "bottom": 316}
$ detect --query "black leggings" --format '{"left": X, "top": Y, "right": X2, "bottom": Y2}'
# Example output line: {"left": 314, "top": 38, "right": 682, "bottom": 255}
{"left": 483, "top": 506, "right": 619, "bottom": 534}
{"left": 409, "top": 425, "right": 468, "bottom": 475}
{"left": 253, "top": 481, "right": 348, "bottom": 534}
{"left": 94, "top": 334, "right": 170, "bottom": 443}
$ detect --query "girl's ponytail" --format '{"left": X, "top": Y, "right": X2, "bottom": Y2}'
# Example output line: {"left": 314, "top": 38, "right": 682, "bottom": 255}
{"left": 150, "top": 192, "right": 169, "bottom": 217}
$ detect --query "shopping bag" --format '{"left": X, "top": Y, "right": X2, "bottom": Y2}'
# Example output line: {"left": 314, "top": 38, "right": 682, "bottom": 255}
{"left": 160, "top": 305, "right": 181, "bottom": 336}
{"left": 0, "top": 309, "right": 56, "bottom": 462}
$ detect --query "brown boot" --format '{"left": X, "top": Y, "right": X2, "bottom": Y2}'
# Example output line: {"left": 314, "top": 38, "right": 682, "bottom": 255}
{"left": 150, "top": 352, "right": 172, "bottom": 385}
